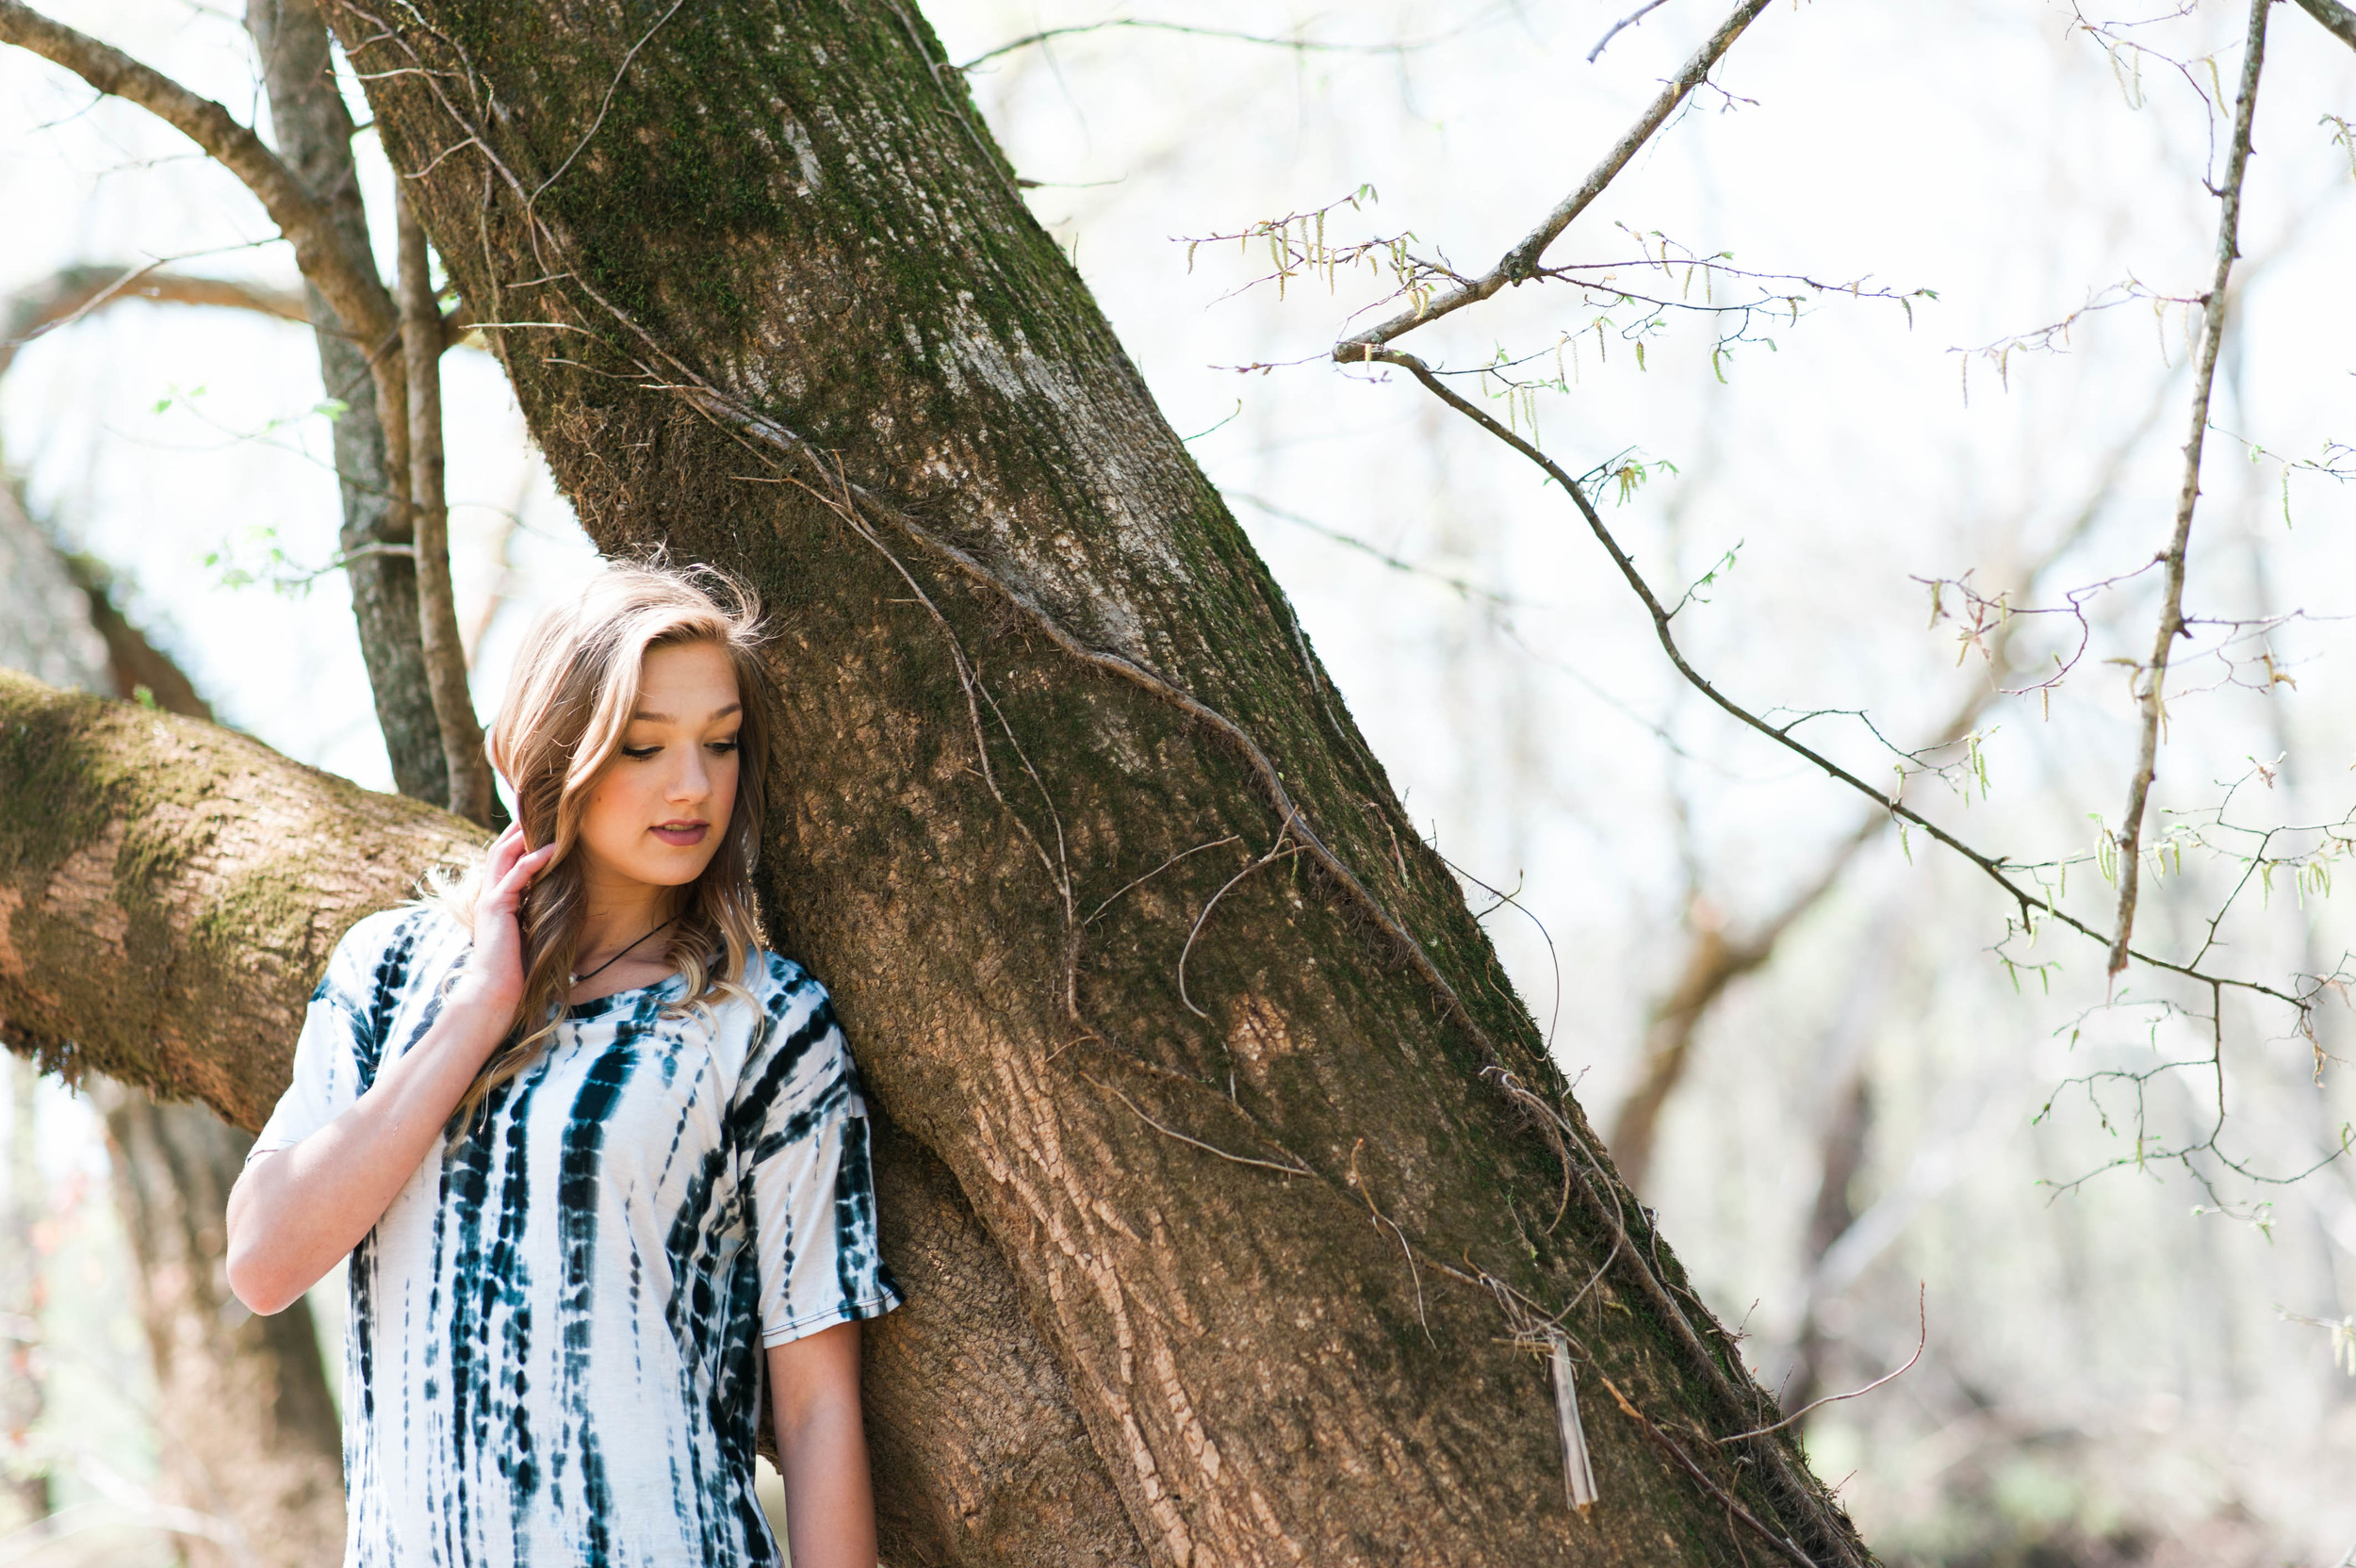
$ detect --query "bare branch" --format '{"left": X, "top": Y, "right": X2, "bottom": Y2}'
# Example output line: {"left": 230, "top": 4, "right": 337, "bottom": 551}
{"left": 2107, "top": 0, "right": 2270, "bottom": 978}
{"left": 2293, "top": 0, "right": 2356, "bottom": 53}
{"left": 0, "top": 262, "right": 303, "bottom": 381}
{"left": 1716, "top": 1285, "right": 1925, "bottom": 1444}
{"left": 1366, "top": 343, "right": 2301, "bottom": 1010}
{"left": 397, "top": 189, "right": 491, "bottom": 826}
{"left": 1589, "top": 0, "right": 1674, "bottom": 63}
{"left": 1609, "top": 384, "right": 2175, "bottom": 1188}
{"left": 0, "top": 0, "right": 394, "bottom": 354}
{"left": 1334, "top": 0, "right": 1773, "bottom": 355}
{"left": 958, "top": 17, "right": 1462, "bottom": 73}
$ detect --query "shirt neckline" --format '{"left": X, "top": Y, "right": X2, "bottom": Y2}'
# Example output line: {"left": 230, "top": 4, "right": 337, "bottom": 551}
{"left": 563, "top": 970, "right": 691, "bottom": 1022}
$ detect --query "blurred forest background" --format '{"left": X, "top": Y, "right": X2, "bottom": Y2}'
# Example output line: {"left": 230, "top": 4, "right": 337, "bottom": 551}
{"left": 2, "top": 0, "right": 2353, "bottom": 1563}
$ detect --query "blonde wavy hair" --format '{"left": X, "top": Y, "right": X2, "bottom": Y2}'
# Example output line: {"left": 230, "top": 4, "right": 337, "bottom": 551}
{"left": 433, "top": 560, "right": 774, "bottom": 1132}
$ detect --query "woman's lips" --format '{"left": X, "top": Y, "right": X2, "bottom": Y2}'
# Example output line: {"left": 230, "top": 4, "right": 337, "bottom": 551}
{"left": 650, "top": 823, "right": 709, "bottom": 847}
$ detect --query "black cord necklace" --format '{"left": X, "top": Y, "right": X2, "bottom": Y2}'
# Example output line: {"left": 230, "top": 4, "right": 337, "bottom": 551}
{"left": 569, "top": 917, "right": 676, "bottom": 988}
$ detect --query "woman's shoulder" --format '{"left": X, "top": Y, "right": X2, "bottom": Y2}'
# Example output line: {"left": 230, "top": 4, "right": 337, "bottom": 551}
{"left": 731, "top": 952, "right": 863, "bottom": 1119}
{"left": 739, "top": 951, "right": 851, "bottom": 1061}
{"left": 744, "top": 949, "right": 831, "bottom": 1009}
{"left": 317, "top": 903, "right": 465, "bottom": 996}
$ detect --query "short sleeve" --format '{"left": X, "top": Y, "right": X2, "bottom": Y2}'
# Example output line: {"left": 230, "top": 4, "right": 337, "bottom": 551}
{"left": 247, "top": 909, "right": 401, "bottom": 1164}
{"left": 738, "top": 966, "right": 903, "bottom": 1346}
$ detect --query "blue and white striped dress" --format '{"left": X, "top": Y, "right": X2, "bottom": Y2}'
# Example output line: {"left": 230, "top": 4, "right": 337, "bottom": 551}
{"left": 251, "top": 906, "right": 903, "bottom": 1567}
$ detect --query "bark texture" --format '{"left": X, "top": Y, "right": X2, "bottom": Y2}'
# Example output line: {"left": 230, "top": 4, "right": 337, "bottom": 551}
{"left": 302, "top": 3, "right": 1870, "bottom": 1562}
{"left": 91, "top": 1077, "right": 346, "bottom": 1567}
{"left": 0, "top": 671, "right": 476, "bottom": 1127}
{"left": 245, "top": 0, "right": 449, "bottom": 807}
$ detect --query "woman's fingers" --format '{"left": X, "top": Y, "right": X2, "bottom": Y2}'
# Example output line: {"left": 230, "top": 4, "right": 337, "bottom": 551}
{"left": 483, "top": 823, "right": 526, "bottom": 880}
{"left": 486, "top": 843, "right": 558, "bottom": 907}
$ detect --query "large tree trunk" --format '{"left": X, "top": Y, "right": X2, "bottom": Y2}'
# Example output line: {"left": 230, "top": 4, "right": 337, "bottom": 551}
{"left": 5, "top": 2, "right": 1872, "bottom": 1560}
{"left": 321, "top": 6, "right": 1865, "bottom": 1561}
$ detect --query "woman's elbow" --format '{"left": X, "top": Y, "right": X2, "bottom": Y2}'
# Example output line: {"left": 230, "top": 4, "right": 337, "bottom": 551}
{"left": 224, "top": 1229, "right": 303, "bottom": 1315}
{"left": 223, "top": 1165, "right": 303, "bottom": 1315}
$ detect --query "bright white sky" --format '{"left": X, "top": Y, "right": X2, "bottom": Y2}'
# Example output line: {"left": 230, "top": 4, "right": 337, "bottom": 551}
{"left": 4, "top": 0, "right": 2356, "bottom": 1550}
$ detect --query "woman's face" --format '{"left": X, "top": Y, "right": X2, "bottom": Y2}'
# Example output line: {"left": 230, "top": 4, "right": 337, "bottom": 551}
{"left": 574, "top": 640, "right": 742, "bottom": 894}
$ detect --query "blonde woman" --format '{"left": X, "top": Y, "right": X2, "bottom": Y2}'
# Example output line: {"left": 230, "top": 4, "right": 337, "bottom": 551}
{"left": 226, "top": 562, "right": 901, "bottom": 1568}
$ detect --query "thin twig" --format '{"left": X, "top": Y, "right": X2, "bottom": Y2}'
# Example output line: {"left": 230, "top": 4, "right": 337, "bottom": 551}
{"left": 1177, "top": 816, "right": 1299, "bottom": 1020}
{"left": 2106, "top": 0, "right": 2270, "bottom": 977}
{"left": 958, "top": 16, "right": 1468, "bottom": 71}
{"left": 1367, "top": 343, "right": 2301, "bottom": 1012}
{"left": 1587, "top": 1363, "right": 1824, "bottom": 1568}
{"left": 1588, "top": 0, "right": 1673, "bottom": 63}
{"left": 1084, "top": 835, "right": 1245, "bottom": 926}
{"left": 1717, "top": 1284, "right": 1925, "bottom": 1443}
{"left": 528, "top": 0, "right": 689, "bottom": 205}
{"left": 1334, "top": 0, "right": 1773, "bottom": 355}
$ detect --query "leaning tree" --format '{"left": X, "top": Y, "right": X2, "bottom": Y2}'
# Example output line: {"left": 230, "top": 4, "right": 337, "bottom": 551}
{"left": 0, "top": 1, "right": 1884, "bottom": 1562}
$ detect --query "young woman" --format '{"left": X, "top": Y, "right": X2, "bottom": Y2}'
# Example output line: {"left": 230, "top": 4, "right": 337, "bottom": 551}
{"left": 226, "top": 562, "right": 901, "bottom": 1568}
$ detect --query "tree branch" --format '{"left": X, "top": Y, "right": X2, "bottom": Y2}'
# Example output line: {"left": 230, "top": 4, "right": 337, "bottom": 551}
{"left": 0, "top": 669, "right": 478, "bottom": 1128}
{"left": 1366, "top": 344, "right": 2302, "bottom": 1011}
{"left": 2106, "top": 0, "right": 2270, "bottom": 977}
{"left": 1607, "top": 384, "right": 2177, "bottom": 1187}
{"left": 2293, "top": 0, "right": 2356, "bottom": 52}
{"left": 0, "top": 1, "right": 394, "bottom": 356}
{"left": 0, "top": 264, "right": 304, "bottom": 381}
{"left": 1334, "top": 0, "right": 1773, "bottom": 355}
{"left": 397, "top": 190, "right": 492, "bottom": 826}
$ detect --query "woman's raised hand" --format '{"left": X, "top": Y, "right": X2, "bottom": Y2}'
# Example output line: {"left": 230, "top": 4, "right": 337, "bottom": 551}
{"left": 450, "top": 824, "right": 558, "bottom": 1019}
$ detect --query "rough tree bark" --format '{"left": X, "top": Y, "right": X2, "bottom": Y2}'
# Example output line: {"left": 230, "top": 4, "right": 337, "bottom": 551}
{"left": 3, "top": 1, "right": 1874, "bottom": 1560}
{"left": 320, "top": 3, "right": 1861, "bottom": 1562}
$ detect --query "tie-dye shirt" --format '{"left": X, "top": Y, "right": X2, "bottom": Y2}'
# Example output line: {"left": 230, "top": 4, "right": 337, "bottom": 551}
{"left": 250, "top": 906, "right": 902, "bottom": 1567}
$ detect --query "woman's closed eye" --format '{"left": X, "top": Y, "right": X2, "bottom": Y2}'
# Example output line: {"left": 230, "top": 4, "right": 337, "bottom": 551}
{"left": 619, "top": 738, "right": 739, "bottom": 760}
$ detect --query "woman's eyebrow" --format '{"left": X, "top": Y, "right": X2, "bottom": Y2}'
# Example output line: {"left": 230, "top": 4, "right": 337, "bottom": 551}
{"left": 629, "top": 702, "right": 744, "bottom": 723}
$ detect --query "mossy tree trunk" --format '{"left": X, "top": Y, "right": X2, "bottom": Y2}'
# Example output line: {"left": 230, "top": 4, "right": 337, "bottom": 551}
{"left": 326, "top": 3, "right": 1867, "bottom": 1562}
{"left": 6, "top": 0, "right": 1875, "bottom": 1558}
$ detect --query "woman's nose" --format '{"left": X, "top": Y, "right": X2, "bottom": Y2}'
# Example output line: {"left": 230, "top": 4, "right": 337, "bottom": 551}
{"left": 669, "top": 752, "right": 710, "bottom": 803}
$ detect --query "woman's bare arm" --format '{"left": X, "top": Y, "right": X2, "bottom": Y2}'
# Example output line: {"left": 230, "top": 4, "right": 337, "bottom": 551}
{"left": 224, "top": 826, "right": 553, "bottom": 1315}
{"left": 766, "top": 1322, "right": 877, "bottom": 1568}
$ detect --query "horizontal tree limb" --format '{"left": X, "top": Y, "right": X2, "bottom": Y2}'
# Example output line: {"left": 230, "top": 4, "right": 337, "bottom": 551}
{"left": 0, "top": 669, "right": 475, "bottom": 1126}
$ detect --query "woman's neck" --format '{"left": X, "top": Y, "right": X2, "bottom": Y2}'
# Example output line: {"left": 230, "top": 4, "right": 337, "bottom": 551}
{"left": 574, "top": 874, "right": 679, "bottom": 965}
